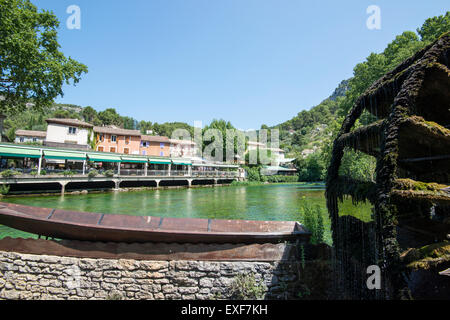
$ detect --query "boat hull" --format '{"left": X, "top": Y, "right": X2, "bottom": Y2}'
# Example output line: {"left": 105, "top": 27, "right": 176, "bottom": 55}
{"left": 0, "top": 203, "right": 310, "bottom": 244}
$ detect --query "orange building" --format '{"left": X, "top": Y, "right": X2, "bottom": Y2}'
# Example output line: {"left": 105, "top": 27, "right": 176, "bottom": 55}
{"left": 140, "top": 135, "right": 171, "bottom": 157}
{"left": 94, "top": 126, "right": 141, "bottom": 155}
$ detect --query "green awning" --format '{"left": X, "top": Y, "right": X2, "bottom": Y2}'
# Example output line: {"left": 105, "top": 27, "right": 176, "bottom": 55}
{"left": 149, "top": 158, "right": 171, "bottom": 165}
{"left": 87, "top": 153, "right": 122, "bottom": 163}
{"left": 44, "top": 150, "right": 86, "bottom": 161}
{"left": 121, "top": 156, "right": 148, "bottom": 163}
{"left": 172, "top": 159, "right": 192, "bottom": 166}
{"left": 0, "top": 146, "right": 41, "bottom": 159}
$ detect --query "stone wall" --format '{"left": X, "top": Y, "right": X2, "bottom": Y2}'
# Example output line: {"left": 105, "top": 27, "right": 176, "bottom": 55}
{"left": 0, "top": 251, "right": 301, "bottom": 300}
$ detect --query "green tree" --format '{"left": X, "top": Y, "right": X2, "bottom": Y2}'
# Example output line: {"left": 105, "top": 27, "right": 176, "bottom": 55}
{"left": 98, "top": 108, "right": 123, "bottom": 127}
{"left": 417, "top": 12, "right": 450, "bottom": 43}
{"left": 0, "top": 0, "right": 88, "bottom": 113}
{"left": 82, "top": 106, "right": 98, "bottom": 124}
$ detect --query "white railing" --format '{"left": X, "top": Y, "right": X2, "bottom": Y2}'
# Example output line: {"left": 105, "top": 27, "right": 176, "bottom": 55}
{"left": 0, "top": 168, "right": 239, "bottom": 179}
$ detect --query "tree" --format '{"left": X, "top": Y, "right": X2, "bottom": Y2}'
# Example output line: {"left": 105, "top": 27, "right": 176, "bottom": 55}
{"left": 0, "top": 0, "right": 88, "bottom": 114}
{"left": 82, "top": 106, "right": 98, "bottom": 124}
{"left": 98, "top": 108, "right": 123, "bottom": 127}
{"left": 417, "top": 12, "right": 450, "bottom": 43}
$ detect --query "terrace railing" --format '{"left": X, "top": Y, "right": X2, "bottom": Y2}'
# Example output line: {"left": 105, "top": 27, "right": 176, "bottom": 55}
{"left": 0, "top": 168, "right": 239, "bottom": 179}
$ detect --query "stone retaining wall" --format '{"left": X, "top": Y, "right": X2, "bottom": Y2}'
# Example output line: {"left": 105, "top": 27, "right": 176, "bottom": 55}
{"left": 0, "top": 251, "right": 301, "bottom": 300}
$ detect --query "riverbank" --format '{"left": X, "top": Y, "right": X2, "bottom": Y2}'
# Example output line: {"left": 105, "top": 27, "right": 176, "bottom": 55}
{"left": 230, "top": 180, "right": 325, "bottom": 187}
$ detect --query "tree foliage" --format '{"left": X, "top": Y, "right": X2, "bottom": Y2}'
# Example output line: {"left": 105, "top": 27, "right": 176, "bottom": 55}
{"left": 0, "top": 0, "right": 88, "bottom": 113}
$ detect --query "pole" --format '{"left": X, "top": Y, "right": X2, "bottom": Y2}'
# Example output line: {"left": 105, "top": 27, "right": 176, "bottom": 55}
{"left": 37, "top": 149, "right": 43, "bottom": 176}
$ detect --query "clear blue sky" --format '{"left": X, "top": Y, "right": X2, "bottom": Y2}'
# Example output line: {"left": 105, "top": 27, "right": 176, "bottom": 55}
{"left": 34, "top": 0, "right": 448, "bottom": 129}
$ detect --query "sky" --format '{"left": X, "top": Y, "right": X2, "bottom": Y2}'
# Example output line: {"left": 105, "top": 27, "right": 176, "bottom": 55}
{"left": 33, "top": 0, "right": 449, "bottom": 130}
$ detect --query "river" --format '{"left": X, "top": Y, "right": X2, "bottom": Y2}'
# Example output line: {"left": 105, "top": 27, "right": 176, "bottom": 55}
{"left": 0, "top": 183, "right": 373, "bottom": 245}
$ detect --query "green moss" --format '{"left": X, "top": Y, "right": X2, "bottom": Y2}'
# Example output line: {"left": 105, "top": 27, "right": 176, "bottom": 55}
{"left": 403, "top": 242, "right": 450, "bottom": 270}
{"left": 394, "top": 179, "right": 448, "bottom": 192}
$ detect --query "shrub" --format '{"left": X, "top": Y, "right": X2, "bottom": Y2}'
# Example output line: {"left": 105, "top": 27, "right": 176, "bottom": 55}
{"left": 0, "top": 184, "right": 10, "bottom": 195}
{"left": 0, "top": 170, "right": 22, "bottom": 178}
{"left": 61, "top": 170, "right": 75, "bottom": 177}
{"left": 88, "top": 169, "right": 99, "bottom": 178}
{"left": 301, "top": 202, "right": 325, "bottom": 245}
{"left": 103, "top": 170, "right": 115, "bottom": 178}
{"left": 228, "top": 273, "right": 267, "bottom": 300}
{"left": 266, "top": 175, "right": 299, "bottom": 183}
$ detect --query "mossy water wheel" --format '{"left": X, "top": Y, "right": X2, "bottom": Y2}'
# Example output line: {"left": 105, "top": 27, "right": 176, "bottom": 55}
{"left": 326, "top": 33, "right": 450, "bottom": 299}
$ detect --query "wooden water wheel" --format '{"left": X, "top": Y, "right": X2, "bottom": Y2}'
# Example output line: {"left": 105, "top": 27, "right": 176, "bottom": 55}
{"left": 326, "top": 33, "right": 450, "bottom": 299}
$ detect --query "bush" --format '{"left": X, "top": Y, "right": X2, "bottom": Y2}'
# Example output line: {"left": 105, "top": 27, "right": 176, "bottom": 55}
{"left": 228, "top": 273, "right": 267, "bottom": 300}
{"left": 88, "top": 169, "right": 99, "bottom": 178}
{"left": 301, "top": 202, "right": 325, "bottom": 245}
{"left": 0, "top": 184, "right": 10, "bottom": 195}
{"left": 0, "top": 170, "right": 22, "bottom": 178}
{"left": 103, "top": 170, "right": 114, "bottom": 178}
{"left": 265, "top": 175, "right": 299, "bottom": 183}
{"left": 61, "top": 170, "right": 75, "bottom": 177}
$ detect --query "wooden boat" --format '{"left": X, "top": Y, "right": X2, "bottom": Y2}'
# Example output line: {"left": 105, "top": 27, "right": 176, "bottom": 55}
{"left": 0, "top": 202, "right": 311, "bottom": 244}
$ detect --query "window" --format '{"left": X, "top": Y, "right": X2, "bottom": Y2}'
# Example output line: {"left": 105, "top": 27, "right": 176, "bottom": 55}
{"left": 124, "top": 148, "right": 129, "bottom": 154}
{"left": 99, "top": 134, "right": 104, "bottom": 142}
{"left": 125, "top": 136, "right": 130, "bottom": 145}
{"left": 160, "top": 151, "right": 164, "bottom": 157}
{"left": 110, "top": 147, "right": 116, "bottom": 153}
{"left": 68, "top": 127, "right": 77, "bottom": 135}
{"left": 19, "top": 137, "right": 24, "bottom": 143}
{"left": 33, "top": 138, "right": 37, "bottom": 142}
{"left": 98, "top": 146, "right": 104, "bottom": 152}
{"left": 142, "top": 150, "right": 146, "bottom": 155}
{"left": 160, "top": 143, "right": 165, "bottom": 149}
{"left": 111, "top": 135, "right": 117, "bottom": 143}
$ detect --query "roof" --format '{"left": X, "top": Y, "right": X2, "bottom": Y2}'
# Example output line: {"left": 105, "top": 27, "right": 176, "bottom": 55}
{"left": 169, "top": 139, "right": 196, "bottom": 145}
{"left": 141, "top": 135, "right": 170, "bottom": 143}
{"left": 94, "top": 126, "right": 141, "bottom": 136}
{"left": 15, "top": 130, "right": 47, "bottom": 138}
{"left": 263, "top": 166, "right": 298, "bottom": 172}
{"left": 247, "top": 141, "right": 267, "bottom": 146}
{"left": 46, "top": 118, "right": 93, "bottom": 128}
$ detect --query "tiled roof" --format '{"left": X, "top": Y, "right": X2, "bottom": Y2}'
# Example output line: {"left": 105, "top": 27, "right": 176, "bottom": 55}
{"left": 141, "top": 135, "right": 170, "bottom": 143}
{"left": 46, "top": 118, "right": 93, "bottom": 128}
{"left": 15, "top": 130, "right": 47, "bottom": 138}
{"left": 169, "top": 139, "right": 196, "bottom": 145}
{"left": 94, "top": 126, "right": 141, "bottom": 136}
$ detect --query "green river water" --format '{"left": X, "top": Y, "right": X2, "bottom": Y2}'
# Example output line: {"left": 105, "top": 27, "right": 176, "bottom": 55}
{"left": 0, "top": 183, "right": 373, "bottom": 245}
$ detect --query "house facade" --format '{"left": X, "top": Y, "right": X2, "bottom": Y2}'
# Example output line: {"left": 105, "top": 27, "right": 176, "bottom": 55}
{"left": 45, "top": 118, "right": 93, "bottom": 150}
{"left": 140, "top": 135, "right": 171, "bottom": 157}
{"left": 15, "top": 130, "right": 46, "bottom": 145}
{"left": 94, "top": 126, "right": 141, "bottom": 155}
{"left": 169, "top": 139, "right": 197, "bottom": 158}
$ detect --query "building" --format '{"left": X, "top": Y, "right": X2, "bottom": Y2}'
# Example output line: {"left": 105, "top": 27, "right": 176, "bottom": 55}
{"left": 94, "top": 126, "right": 141, "bottom": 154}
{"left": 140, "top": 135, "right": 171, "bottom": 157}
{"left": 15, "top": 130, "right": 46, "bottom": 145}
{"left": 169, "top": 139, "right": 197, "bottom": 158}
{"left": 45, "top": 118, "right": 93, "bottom": 150}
